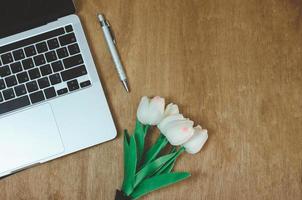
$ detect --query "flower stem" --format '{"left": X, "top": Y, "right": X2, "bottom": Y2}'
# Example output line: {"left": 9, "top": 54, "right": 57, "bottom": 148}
{"left": 115, "top": 190, "right": 132, "bottom": 200}
{"left": 134, "top": 119, "right": 150, "bottom": 164}
{"left": 141, "top": 133, "right": 168, "bottom": 168}
{"left": 155, "top": 146, "right": 185, "bottom": 175}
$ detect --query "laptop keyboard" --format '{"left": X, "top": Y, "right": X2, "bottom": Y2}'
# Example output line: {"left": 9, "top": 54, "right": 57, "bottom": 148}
{"left": 0, "top": 25, "right": 91, "bottom": 115}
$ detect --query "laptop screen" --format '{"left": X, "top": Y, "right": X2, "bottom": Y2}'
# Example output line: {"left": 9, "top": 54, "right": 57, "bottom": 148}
{"left": 0, "top": 0, "right": 75, "bottom": 38}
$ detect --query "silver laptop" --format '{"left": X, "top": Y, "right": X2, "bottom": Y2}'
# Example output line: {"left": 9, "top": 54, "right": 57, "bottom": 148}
{"left": 0, "top": 0, "right": 117, "bottom": 177}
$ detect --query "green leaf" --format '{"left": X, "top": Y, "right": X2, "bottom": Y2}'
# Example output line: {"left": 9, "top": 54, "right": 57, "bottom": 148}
{"left": 124, "top": 129, "right": 130, "bottom": 145}
{"left": 155, "top": 147, "right": 185, "bottom": 175}
{"left": 133, "top": 119, "right": 149, "bottom": 163}
{"left": 122, "top": 134, "right": 137, "bottom": 195}
{"left": 142, "top": 134, "right": 168, "bottom": 166}
{"left": 170, "top": 146, "right": 177, "bottom": 153}
{"left": 134, "top": 152, "right": 177, "bottom": 188}
{"left": 160, "top": 159, "right": 176, "bottom": 174}
{"left": 160, "top": 158, "right": 176, "bottom": 174}
{"left": 121, "top": 132, "right": 130, "bottom": 192}
{"left": 130, "top": 172, "right": 191, "bottom": 200}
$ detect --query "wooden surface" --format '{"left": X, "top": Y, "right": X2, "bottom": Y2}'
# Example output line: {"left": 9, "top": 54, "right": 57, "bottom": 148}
{"left": 1, "top": 0, "right": 302, "bottom": 199}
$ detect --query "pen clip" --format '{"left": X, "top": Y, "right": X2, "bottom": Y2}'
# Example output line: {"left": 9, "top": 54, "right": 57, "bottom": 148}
{"left": 106, "top": 21, "right": 117, "bottom": 44}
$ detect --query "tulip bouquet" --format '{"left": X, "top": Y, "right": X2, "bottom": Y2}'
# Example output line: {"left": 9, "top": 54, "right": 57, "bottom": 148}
{"left": 115, "top": 96, "right": 208, "bottom": 200}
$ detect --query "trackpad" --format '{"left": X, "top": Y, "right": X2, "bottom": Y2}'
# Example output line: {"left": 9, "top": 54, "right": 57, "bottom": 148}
{"left": 0, "top": 104, "right": 64, "bottom": 174}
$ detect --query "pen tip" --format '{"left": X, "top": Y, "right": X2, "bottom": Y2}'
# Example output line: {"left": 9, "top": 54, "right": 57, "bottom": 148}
{"left": 122, "top": 80, "right": 130, "bottom": 93}
{"left": 97, "top": 13, "right": 105, "bottom": 21}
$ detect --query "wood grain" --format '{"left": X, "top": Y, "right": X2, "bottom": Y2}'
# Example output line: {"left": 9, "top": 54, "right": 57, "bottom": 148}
{"left": 1, "top": 0, "right": 302, "bottom": 199}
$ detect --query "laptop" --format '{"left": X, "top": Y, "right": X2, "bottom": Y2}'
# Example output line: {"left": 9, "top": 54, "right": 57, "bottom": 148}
{"left": 0, "top": 0, "right": 117, "bottom": 178}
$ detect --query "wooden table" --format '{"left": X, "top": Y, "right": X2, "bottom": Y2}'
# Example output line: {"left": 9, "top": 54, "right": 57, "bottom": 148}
{"left": 1, "top": 0, "right": 302, "bottom": 199}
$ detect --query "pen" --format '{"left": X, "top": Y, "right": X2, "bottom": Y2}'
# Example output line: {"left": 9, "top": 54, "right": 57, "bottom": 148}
{"left": 97, "top": 14, "right": 130, "bottom": 93}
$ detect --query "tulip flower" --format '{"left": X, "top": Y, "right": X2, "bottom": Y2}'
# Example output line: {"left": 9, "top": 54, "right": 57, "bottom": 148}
{"left": 164, "top": 119, "right": 195, "bottom": 146}
{"left": 158, "top": 114, "right": 184, "bottom": 134}
{"left": 183, "top": 125, "right": 208, "bottom": 154}
{"left": 163, "top": 103, "right": 179, "bottom": 117}
{"left": 137, "top": 96, "right": 165, "bottom": 125}
{"left": 157, "top": 103, "right": 180, "bottom": 133}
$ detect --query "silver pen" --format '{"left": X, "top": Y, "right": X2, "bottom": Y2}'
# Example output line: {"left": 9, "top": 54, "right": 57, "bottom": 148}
{"left": 97, "top": 14, "right": 130, "bottom": 93}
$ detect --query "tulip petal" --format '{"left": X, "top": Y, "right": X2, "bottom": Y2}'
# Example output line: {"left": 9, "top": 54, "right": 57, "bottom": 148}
{"left": 162, "top": 118, "right": 192, "bottom": 135}
{"left": 147, "top": 110, "right": 164, "bottom": 125}
{"left": 183, "top": 126, "right": 208, "bottom": 154}
{"left": 137, "top": 96, "right": 150, "bottom": 124}
{"left": 148, "top": 96, "right": 165, "bottom": 125}
{"left": 165, "top": 120, "right": 194, "bottom": 146}
{"left": 164, "top": 103, "right": 179, "bottom": 116}
{"left": 158, "top": 114, "right": 184, "bottom": 134}
{"left": 150, "top": 96, "right": 165, "bottom": 113}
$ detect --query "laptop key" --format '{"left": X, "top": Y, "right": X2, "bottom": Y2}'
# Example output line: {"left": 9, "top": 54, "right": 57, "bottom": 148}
{"left": 37, "top": 77, "right": 50, "bottom": 89}
{"left": 59, "top": 33, "right": 76, "bottom": 46}
{"left": 49, "top": 73, "right": 62, "bottom": 85}
{"left": 65, "top": 25, "right": 73, "bottom": 33}
{"left": 36, "top": 42, "right": 48, "bottom": 54}
{"left": 24, "top": 45, "right": 37, "bottom": 57}
{"left": 28, "top": 68, "right": 41, "bottom": 80}
{"left": 14, "top": 84, "right": 27, "bottom": 96}
{"left": 61, "top": 65, "right": 87, "bottom": 81}
{"left": 1, "top": 53, "right": 14, "bottom": 65}
{"left": 0, "top": 65, "right": 11, "bottom": 77}
{"left": 45, "top": 51, "right": 58, "bottom": 63}
{"left": 5, "top": 75, "right": 17, "bottom": 87}
{"left": 47, "top": 38, "right": 60, "bottom": 50}
{"left": 0, "top": 79, "right": 5, "bottom": 90}
{"left": 51, "top": 60, "right": 64, "bottom": 72}
{"left": 29, "top": 91, "right": 45, "bottom": 104}
{"left": 63, "top": 54, "right": 83, "bottom": 69}
{"left": 17, "top": 72, "right": 29, "bottom": 84}
{"left": 22, "top": 58, "right": 35, "bottom": 70}
{"left": 40, "top": 64, "right": 52, "bottom": 76}
{"left": 33, "top": 54, "right": 46, "bottom": 66}
{"left": 3, "top": 88, "right": 15, "bottom": 100}
{"left": 10, "top": 62, "right": 23, "bottom": 74}
{"left": 0, "top": 28, "right": 65, "bottom": 54}
{"left": 56, "top": 47, "right": 69, "bottom": 59}
{"left": 57, "top": 88, "right": 68, "bottom": 95}
{"left": 12, "top": 49, "right": 25, "bottom": 61}
{"left": 0, "top": 93, "right": 3, "bottom": 102}
{"left": 68, "top": 43, "right": 80, "bottom": 55}
{"left": 80, "top": 80, "right": 91, "bottom": 88}
{"left": 44, "top": 87, "right": 56, "bottom": 99}
{"left": 26, "top": 81, "right": 39, "bottom": 93}
{"left": 0, "top": 95, "right": 30, "bottom": 115}
{"left": 67, "top": 79, "right": 79, "bottom": 91}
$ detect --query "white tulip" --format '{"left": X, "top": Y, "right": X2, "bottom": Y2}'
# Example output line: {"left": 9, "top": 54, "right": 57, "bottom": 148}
{"left": 164, "top": 103, "right": 179, "bottom": 117}
{"left": 158, "top": 114, "right": 184, "bottom": 134}
{"left": 157, "top": 103, "right": 181, "bottom": 133}
{"left": 183, "top": 125, "right": 208, "bottom": 154}
{"left": 164, "top": 119, "right": 195, "bottom": 146}
{"left": 137, "top": 96, "right": 150, "bottom": 124}
{"left": 137, "top": 96, "right": 165, "bottom": 125}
